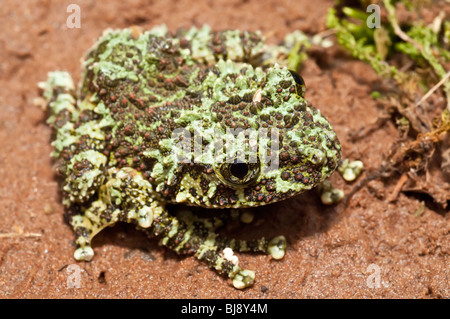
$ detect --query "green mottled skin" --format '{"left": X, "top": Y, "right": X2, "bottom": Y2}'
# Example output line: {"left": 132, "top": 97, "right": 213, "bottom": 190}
{"left": 40, "top": 25, "right": 341, "bottom": 289}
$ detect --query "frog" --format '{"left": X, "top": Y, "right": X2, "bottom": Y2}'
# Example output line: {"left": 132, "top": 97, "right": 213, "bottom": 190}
{"left": 39, "top": 25, "right": 341, "bottom": 289}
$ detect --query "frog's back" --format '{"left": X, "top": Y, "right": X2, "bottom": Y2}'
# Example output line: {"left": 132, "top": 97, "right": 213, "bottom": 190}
{"left": 67, "top": 26, "right": 272, "bottom": 204}
{"left": 78, "top": 26, "right": 266, "bottom": 106}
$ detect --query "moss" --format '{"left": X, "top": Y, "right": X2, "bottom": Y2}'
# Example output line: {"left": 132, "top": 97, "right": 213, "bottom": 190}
{"left": 327, "top": 0, "right": 450, "bottom": 208}
{"left": 327, "top": 0, "right": 450, "bottom": 108}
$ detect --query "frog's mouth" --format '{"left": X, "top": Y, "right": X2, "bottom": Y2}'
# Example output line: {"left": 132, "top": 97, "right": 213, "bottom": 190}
{"left": 174, "top": 178, "right": 312, "bottom": 209}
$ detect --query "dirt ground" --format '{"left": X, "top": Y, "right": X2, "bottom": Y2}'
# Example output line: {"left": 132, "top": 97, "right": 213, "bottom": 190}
{"left": 0, "top": 0, "right": 448, "bottom": 299}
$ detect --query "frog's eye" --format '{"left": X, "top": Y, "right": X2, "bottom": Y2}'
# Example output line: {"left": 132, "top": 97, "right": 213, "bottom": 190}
{"left": 288, "top": 70, "right": 306, "bottom": 98}
{"left": 216, "top": 160, "right": 260, "bottom": 187}
{"left": 230, "top": 162, "right": 249, "bottom": 179}
{"left": 289, "top": 70, "right": 305, "bottom": 86}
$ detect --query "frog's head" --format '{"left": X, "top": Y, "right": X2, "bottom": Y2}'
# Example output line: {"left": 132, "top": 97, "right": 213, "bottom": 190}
{"left": 173, "top": 62, "right": 341, "bottom": 208}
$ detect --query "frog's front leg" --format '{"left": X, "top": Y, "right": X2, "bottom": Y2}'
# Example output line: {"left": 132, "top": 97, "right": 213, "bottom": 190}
{"left": 153, "top": 209, "right": 286, "bottom": 289}
{"left": 71, "top": 200, "right": 118, "bottom": 261}
{"left": 71, "top": 167, "right": 161, "bottom": 261}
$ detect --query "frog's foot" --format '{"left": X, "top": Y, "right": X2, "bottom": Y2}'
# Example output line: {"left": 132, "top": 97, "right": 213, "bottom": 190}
{"left": 71, "top": 167, "right": 163, "bottom": 261}
{"left": 195, "top": 234, "right": 286, "bottom": 289}
{"left": 338, "top": 159, "right": 364, "bottom": 182}
{"left": 196, "top": 244, "right": 256, "bottom": 289}
{"left": 70, "top": 200, "right": 120, "bottom": 261}
{"left": 318, "top": 159, "right": 364, "bottom": 205}
{"left": 266, "top": 235, "right": 287, "bottom": 260}
{"left": 319, "top": 180, "right": 344, "bottom": 205}
{"left": 149, "top": 209, "right": 286, "bottom": 289}
{"left": 232, "top": 269, "right": 256, "bottom": 289}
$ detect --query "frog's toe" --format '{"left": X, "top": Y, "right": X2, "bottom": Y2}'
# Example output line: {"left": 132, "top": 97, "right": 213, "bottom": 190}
{"left": 338, "top": 159, "right": 364, "bottom": 182}
{"left": 239, "top": 211, "right": 254, "bottom": 224}
{"left": 319, "top": 180, "right": 344, "bottom": 205}
{"left": 232, "top": 269, "right": 255, "bottom": 289}
{"left": 74, "top": 246, "right": 94, "bottom": 261}
{"left": 137, "top": 206, "right": 155, "bottom": 229}
{"left": 267, "top": 235, "right": 287, "bottom": 260}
